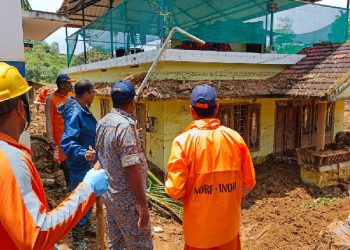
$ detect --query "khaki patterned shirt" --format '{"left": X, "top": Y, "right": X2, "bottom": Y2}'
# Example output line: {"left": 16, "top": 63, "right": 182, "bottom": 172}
{"left": 96, "top": 108, "right": 148, "bottom": 205}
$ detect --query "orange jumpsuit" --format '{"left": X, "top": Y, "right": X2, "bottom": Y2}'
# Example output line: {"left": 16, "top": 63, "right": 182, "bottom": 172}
{"left": 35, "top": 87, "right": 49, "bottom": 104}
{"left": 0, "top": 133, "right": 95, "bottom": 249}
{"left": 45, "top": 91, "right": 73, "bottom": 162}
{"left": 165, "top": 119, "right": 256, "bottom": 250}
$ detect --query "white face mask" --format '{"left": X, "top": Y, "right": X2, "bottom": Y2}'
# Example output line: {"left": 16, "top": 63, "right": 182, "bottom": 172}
{"left": 17, "top": 98, "right": 31, "bottom": 132}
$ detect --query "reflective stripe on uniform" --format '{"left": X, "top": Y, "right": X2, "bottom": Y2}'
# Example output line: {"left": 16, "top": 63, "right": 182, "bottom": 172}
{"left": 0, "top": 140, "right": 93, "bottom": 231}
{"left": 45, "top": 93, "right": 53, "bottom": 140}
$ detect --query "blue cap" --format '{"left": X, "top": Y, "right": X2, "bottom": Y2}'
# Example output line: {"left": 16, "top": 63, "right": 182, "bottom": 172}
{"left": 56, "top": 74, "right": 75, "bottom": 85}
{"left": 111, "top": 80, "right": 135, "bottom": 103}
{"left": 191, "top": 84, "right": 217, "bottom": 108}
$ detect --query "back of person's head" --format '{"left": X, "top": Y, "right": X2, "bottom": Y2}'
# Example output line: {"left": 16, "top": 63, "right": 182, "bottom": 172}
{"left": 74, "top": 79, "right": 94, "bottom": 97}
{"left": 55, "top": 74, "right": 75, "bottom": 88}
{"left": 110, "top": 80, "right": 135, "bottom": 108}
{"left": 190, "top": 83, "right": 218, "bottom": 118}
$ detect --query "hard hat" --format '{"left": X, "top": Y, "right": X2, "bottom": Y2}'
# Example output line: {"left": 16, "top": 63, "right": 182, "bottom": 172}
{"left": 0, "top": 62, "right": 32, "bottom": 103}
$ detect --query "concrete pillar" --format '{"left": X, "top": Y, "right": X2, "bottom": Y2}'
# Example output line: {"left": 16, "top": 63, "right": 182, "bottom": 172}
{"left": 316, "top": 102, "right": 327, "bottom": 151}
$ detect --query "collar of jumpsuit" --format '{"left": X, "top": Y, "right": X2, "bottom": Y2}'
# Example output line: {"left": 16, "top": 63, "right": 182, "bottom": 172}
{"left": 0, "top": 132, "right": 32, "bottom": 156}
{"left": 184, "top": 118, "right": 221, "bottom": 132}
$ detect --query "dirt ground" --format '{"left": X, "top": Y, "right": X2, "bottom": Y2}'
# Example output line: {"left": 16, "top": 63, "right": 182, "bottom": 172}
{"left": 30, "top": 98, "right": 350, "bottom": 249}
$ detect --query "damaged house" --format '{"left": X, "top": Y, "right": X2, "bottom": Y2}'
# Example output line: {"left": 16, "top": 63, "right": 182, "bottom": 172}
{"left": 59, "top": 0, "right": 350, "bottom": 186}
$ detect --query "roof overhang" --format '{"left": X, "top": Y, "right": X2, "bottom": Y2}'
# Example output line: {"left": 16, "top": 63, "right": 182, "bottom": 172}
{"left": 22, "top": 10, "right": 69, "bottom": 40}
{"left": 57, "top": 0, "right": 321, "bottom": 28}
{"left": 57, "top": 0, "right": 122, "bottom": 28}
{"left": 64, "top": 49, "right": 305, "bottom": 74}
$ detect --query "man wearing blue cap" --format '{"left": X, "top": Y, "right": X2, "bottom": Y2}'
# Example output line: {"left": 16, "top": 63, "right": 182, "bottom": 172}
{"left": 45, "top": 74, "right": 75, "bottom": 187}
{"left": 96, "top": 80, "right": 153, "bottom": 249}
{"left": 165, "top": 84, "right": 256, "bottom": 250}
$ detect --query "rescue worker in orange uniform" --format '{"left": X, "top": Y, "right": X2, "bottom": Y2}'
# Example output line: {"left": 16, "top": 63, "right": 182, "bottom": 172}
{"left": 34, "top": 86, "right": 49, "bottom": 112}
{"left": 0, "top": 62, "right": 109, "bottom": 249}
{"left": 165, "top": 84, "right": 256, "bottom": 250}
{"left": 45, "top": 74, "right": 75, "bottom": 187}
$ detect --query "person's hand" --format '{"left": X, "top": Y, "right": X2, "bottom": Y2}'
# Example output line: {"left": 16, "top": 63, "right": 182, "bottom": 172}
{"left": 138, "top": 204, "right": 150, "bottom": 229}
{"left": 48, "top": 139, "right": 56, "bottom": 149}
{"left": 85, "top": 149, "right": 96, "bottom": 161}
{"left": 83, "top": 168, "right": 108, "bottom": 196}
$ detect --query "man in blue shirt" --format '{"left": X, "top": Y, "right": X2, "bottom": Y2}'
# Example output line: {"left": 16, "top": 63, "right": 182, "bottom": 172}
{"left": 60, "top": 79, "right": 97, "bottom": 249}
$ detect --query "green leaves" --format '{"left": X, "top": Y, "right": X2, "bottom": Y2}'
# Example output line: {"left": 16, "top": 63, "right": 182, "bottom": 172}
{"left": 147, "top": 170, "right": 183, "bottom": 223}
{"left": 25, "top": 41, "right": 66, "bottom": 83}
{"left": 302, "top": 198, "right": 337, "bottom": 209}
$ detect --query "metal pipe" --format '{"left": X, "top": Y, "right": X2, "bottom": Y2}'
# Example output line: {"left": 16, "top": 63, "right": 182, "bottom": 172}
{"left": 269, "top": 11, "right": 274, "bottom": 50}
{"left": 347, "top": 0, "right": 350, "bottom": 41}
{"left": 109, "top": 0, "right": 114, "bottom": 58}
{"left": 65, "top": 26, "right": 70, "bottom": 67}
{"left": 82, "top": 4, "right": 87, "bottom": 64}
{"left": 135, "top": 27, "right": 205, "bottom": 102}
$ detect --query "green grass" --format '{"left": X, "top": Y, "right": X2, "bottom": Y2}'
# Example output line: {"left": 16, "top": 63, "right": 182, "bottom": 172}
{"left": 302, "top": 197, "right": 337, "bottom": 209}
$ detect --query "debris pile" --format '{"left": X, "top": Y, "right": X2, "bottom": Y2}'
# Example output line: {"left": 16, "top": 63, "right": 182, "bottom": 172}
{"left": 30, "top": 135, "right": 68, "bottom": 208}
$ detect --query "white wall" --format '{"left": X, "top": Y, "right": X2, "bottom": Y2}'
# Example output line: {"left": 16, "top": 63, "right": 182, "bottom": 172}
{"left": 0, "top": 0, "right": 24, "bottom": 61}
{"left": 0, "top": 0, "right": 29, "bottom": 148}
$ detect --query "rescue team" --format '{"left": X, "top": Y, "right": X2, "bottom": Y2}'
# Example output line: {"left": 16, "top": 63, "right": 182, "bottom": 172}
{"left": 0, "top": 62, "right": 256, "bottom": 250}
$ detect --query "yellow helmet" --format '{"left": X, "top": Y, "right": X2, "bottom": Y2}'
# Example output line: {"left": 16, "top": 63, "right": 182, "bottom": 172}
{"left": 0, "top": 62, "right": 31, "bottom": 103}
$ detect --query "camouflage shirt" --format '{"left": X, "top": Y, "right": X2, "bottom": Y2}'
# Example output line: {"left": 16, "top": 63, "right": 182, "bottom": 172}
{"left": 96, "top": 108, "right": 148, "bottom": 205}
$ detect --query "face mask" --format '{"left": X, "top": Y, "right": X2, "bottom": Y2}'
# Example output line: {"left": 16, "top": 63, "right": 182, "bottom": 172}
{"left": 18, "top": 95, "right": 31, "bottom": 131}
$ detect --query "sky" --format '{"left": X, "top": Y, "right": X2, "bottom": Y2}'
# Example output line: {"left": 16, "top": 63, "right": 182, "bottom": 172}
{"left": 29, "top": 0, "right": 349, "bottom": 54}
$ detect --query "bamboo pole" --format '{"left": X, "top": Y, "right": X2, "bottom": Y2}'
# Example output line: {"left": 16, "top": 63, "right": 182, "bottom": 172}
{"left": 89, "top": 146, "right": 107, "bottom": 250}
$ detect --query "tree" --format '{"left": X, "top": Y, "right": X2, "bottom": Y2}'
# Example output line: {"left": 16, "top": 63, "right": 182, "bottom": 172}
{"left": 70, "top": 48, "right": 111, "bottom": 67}
{"left": 25, "top": 41, "right": 67, "bottom": 83}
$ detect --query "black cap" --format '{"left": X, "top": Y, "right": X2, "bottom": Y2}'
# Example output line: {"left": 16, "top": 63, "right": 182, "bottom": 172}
{"left": 56, "top": 74, "right": 75, "bottom": 85}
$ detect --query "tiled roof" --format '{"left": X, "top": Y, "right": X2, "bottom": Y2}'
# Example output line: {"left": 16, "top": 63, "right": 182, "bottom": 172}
{"left": 269, "top": 42, "right": 350, "bottom": 98}
{"left": 94, "top": 73, "right": 272, "bottom": 100}
{"left": 95, "top": 42, "right": 350, "bottom": 101}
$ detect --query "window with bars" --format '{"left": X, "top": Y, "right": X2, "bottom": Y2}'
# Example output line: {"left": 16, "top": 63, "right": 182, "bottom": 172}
{"left": 218, "top": 103, "right": 261, "bottom": 151}
{"left": 302, "top": 104, "right": 312, "bottom": 134}
{"left": 326, "top": 102, "right": 335, "bottom": 132}
{"left": 100, "top": 98, "right": 110, "bottom": 118}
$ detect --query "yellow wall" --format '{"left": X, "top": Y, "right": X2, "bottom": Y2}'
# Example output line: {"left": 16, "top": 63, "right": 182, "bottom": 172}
{"left": 90, "top": 96, "right": 113, "bottom": 120}
{"left": 143, "top": 98, "right": 279, "bottom": 170}
{"left": 145, "top": 101, "right": 166, "bottom": 169}
{"left": 334, "top": 100, "right": 345, "bottom": 138}
{"left": 89, "top": 96, "right": 346, "bottom": 171}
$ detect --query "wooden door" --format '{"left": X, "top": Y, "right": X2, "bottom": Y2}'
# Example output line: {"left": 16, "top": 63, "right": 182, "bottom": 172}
{"left": 274, "top": 101, "right": 298, "bottom": 153}
{"left": 136, "top": 104, "right": 147, "bottom": 151}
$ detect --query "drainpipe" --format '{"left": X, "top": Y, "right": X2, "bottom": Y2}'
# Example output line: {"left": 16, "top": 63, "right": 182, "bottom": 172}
{"left": 135, "top": 27, "right": 205, "bottom": 102}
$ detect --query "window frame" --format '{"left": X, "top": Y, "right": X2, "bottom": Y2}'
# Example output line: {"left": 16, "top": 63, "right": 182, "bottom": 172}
{"left": 218, "top": 102, "right": 261, "bottom": 151}
{"left": 100, "top": 98, "right": 110, "bottom": 118}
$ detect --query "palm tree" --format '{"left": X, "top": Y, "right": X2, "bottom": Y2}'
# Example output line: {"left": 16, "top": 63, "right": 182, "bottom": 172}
{"left": 21, "top": 0, "right": 32, "bottom": 11}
